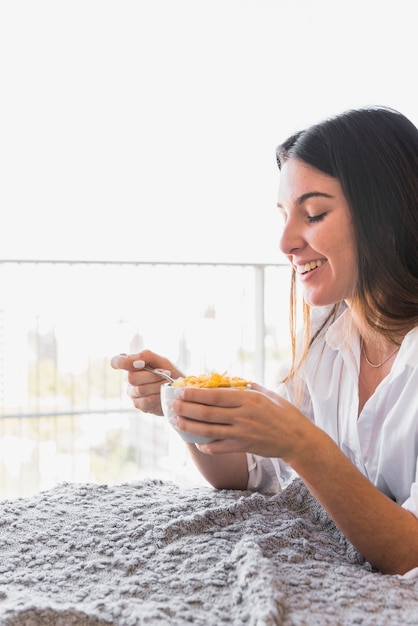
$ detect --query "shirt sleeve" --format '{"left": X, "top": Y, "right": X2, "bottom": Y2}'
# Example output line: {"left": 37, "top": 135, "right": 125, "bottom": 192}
{"left": 395, "top": 461, "right": 418, "bottom": 580}
{"left": 401, "top": 458, "right": 418, "bottom": 517}
{"left": 246, "top": 453, "right": 297, "bottom": 494}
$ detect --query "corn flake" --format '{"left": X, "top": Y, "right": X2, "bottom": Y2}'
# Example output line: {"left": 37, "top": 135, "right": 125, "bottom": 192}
{"left": 172, "top": 371, "right": 250, "bottom": 389}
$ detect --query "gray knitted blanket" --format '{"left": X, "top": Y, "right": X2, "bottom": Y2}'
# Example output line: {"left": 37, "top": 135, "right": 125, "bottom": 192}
{"left": 0, "top": 478, "right": 416, "bottom": 625}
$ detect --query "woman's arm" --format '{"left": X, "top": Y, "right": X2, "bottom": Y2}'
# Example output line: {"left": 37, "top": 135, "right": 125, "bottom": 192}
{"left": 289, "top": 425, "right": 418, "bottom": 575}
{"left": 172, "top": 383, "right": 418, "bottom": 575}
{"left": 185, "top": 443, "right": 249, "bottom": 490}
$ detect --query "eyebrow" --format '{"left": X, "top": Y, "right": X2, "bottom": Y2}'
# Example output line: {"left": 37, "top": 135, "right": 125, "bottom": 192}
{"left": 277, "top": 191, "right": 334, "bottom": 209}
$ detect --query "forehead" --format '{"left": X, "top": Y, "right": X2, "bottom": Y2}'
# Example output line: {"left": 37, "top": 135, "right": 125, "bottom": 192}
{"left": 277, "top": 158, "right": 343, "bottom": 206}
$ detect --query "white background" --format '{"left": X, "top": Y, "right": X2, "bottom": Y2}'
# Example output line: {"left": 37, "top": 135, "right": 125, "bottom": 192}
{"left": 1, "top": 0, "right": 417, "bottom": 264}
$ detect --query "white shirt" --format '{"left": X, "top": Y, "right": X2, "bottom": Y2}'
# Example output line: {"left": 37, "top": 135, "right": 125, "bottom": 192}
{"left": 247, "top": 308, "right": 418, "bottom": 574}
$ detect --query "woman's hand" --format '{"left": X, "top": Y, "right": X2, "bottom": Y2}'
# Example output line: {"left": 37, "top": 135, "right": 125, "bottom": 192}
{"left": 110, "top": 350, "right": 184, "bottom": 416}
{"left": 171, "top": 384, "right": 418, "bottom": 576}
{"left": 110, "top": 351, "right": 251, "bottom": 489}
{"left": 171, "top": 382, "right": 314, "bottom": 461}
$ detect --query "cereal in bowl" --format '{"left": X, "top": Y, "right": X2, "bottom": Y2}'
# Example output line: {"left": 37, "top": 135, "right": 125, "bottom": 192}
{"left": 172, "top": 371, "right": 250, "bottom": 390}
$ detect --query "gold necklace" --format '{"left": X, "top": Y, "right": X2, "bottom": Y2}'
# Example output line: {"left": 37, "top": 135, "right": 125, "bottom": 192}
{"left": 361, "top": 340, "right": 400, "bottom": 368}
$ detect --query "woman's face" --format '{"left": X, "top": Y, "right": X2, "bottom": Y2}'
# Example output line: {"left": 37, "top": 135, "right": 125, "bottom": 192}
{"left": 278, "top": 158, "right": 358, "bottom": 307}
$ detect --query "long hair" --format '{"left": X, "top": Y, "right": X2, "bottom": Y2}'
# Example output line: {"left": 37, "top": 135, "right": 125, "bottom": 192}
{"left": 276, "top": 106, "right": 418, "bottom": 380}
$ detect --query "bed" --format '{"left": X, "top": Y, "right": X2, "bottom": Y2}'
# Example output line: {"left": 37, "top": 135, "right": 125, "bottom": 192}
{"left": 0, "top": 477, "right": 416, "bottom": 625}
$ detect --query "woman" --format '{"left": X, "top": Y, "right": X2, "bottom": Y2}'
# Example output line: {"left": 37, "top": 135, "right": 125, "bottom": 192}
{"left": 111, "top": 106, "right": 418, "bottom": 576}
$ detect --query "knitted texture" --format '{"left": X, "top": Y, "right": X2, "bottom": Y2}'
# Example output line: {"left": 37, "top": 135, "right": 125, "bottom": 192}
{"left": 0, "top": 478, "right": 416, "bottom": 625}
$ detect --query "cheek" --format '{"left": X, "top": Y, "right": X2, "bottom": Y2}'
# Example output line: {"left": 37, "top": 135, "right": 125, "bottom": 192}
{"left": 331, "top": 240, "right": 358, "bottom": 289}
{"left": 331, "top": 222, "right": 356, "bottom": 263}
{"left": 342, "top": 235, "right": 357, "bottom": 268}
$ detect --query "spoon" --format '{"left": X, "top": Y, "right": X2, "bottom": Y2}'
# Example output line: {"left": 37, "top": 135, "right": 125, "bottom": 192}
{"left": 143, "top": 365, "right": 176, "bottom": 384}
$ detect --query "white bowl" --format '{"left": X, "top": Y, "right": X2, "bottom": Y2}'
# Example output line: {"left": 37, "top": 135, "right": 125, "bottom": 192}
{"left": 160, "top": 383, "right": 216, "bottom": 444}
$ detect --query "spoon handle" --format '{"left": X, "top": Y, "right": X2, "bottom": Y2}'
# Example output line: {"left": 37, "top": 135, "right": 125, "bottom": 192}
{"left": 143, "top": 365, "right": 175, "bottom": 383}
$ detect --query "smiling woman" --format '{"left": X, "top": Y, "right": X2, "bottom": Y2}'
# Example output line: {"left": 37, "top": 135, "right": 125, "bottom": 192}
{"left": 113, "top": 105, "right": 418, "bottom": 576}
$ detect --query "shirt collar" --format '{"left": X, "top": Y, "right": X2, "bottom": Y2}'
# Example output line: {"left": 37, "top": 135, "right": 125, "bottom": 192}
{"left": 323, "top": 307, "right": 418, "bottom": 371}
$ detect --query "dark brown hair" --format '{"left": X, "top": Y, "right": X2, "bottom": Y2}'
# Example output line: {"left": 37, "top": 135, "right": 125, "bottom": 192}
{"left": 276, "top": 107, "right": 418, "bottom": 378}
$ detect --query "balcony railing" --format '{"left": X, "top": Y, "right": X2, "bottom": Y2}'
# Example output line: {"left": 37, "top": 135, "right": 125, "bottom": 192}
{"left": 0, "top": 260, "right": 292, "bottom": 499}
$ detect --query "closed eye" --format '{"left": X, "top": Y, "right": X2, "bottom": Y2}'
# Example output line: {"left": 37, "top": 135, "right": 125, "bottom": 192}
{"left": 308, "top": 212, "right": 326, "bottom": 224}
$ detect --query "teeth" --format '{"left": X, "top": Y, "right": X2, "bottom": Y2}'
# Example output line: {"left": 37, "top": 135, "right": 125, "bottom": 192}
{"left": 297, "top": 260, "right": 323, "bottom": 274}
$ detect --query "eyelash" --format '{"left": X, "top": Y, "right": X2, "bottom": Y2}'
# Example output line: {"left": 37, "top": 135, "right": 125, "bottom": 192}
{"left": 308, "top": 212, "right": 326, "bottom": 223}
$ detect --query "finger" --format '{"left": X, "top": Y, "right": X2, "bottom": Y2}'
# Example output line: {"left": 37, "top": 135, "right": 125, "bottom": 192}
{"left": 111, "top": 353, "right": 153, "bottom": 372}
{"left": 179, "top": 386, "right": 249, "bottom": 408}
{"left": 127, "top": 378, "right": 163, "bottom": 397}
{"left": 127, "top": 382, "right": 162, "bottom": 410}
{"left": 173, "top": 398, "right": 234, "bottom": 426}
{"left": 127, "top": 383, "right": 141, "bottom": 399}
{"left": 126, "top": 368, "right": 168, "bottom": 389}
{"left": 131, "top": 393, "right": 162, "bottom": 414}
{"left": 175, "top": 414, "right": 231, "bottom": 440}
{"left": 110, "top": 353, "right": 138, "bottom": 370}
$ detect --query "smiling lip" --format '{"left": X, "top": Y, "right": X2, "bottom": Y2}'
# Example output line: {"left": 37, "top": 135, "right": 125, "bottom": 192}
{"left": 295, "top": 259, "right": 325, "bottom": 275}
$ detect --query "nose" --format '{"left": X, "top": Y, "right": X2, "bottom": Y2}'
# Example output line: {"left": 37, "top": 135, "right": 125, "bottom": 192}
{"left": 279, "top": 218, "right": 305, "bottom": 256}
